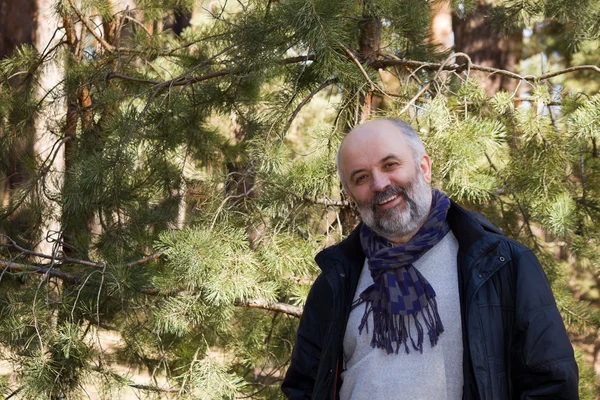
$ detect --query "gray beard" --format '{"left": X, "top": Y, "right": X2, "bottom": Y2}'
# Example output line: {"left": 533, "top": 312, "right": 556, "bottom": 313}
{"left": 357, "top": 172, "right": 432, "bottom": 240}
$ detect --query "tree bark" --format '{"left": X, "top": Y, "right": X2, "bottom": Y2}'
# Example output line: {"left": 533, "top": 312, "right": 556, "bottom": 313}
{"left": 357, "top": 0, "right": 382, "bottom": 123}
{"left": 338, "top": 0, "right": 384, "bottom": 233}
{"left": 0, "top": 0, "right": 37, "bottom": 58}
{"left": 33, "top": 0, "right": 66, "bottom": 257}
{"left": 0, "top": 0, "right": 38, "bottom": 246}
{"left": 453, "top": 0, "right": 522, "bottom": 96}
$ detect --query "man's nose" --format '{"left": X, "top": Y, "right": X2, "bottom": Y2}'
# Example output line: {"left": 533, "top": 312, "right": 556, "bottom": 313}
{"left": 370, "top": 171, "right": 390, "bottom": 191}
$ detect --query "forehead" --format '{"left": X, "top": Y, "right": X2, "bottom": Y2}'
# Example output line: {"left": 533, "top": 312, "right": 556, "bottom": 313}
{"left": 340, "top": 120, "right": 413, "bottom": 168}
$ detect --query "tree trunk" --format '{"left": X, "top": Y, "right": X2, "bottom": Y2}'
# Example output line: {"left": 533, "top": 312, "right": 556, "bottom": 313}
{"left": 0, "top": 0, "right": 37, "bottom": 58}
{"left": 171, "top": 9, "right": 193, "bottom": 36}
{"left": 357, "top": 0, "right": 382, "bottom": 123}
{"left": 453, "top": 0, "right": 522, "bottom": 96}
{"left": 0, "top": 0, "right": 38, "bottom": 247}
{"left": 338, "top": 0, "right": 383, "bottom": 233}
{"left": 33, "top": 0, "right": 65, "bottom": 257}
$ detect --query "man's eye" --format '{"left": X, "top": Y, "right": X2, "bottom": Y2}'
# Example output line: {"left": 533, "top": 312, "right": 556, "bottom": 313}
{"left": 385, "top": 162, "right": 398, "bottom": 168}
{"left": 355, "top": 175, "right": 367, "bottom": 184}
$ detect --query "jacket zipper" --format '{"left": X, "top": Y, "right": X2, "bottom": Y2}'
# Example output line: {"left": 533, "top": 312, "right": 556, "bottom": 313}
{"left": 332, "top": 359, "right": 340, "bottom": 400}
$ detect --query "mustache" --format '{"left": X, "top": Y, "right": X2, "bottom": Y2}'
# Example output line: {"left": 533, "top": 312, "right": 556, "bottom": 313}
{"left": 370, "top": 185, "right": 414, "bottom": 209}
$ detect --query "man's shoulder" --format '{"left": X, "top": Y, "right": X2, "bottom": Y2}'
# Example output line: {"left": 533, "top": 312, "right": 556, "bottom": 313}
{"left": 314, "top": 224, "right": 365, "bottom": 274}
{"left": 467, "top": 210, "right": 503, "bottom": 235}
{"left": 466, "top": 211, "right": 531, "bottom": 254}
{"left": 448, "top": 201, "right": 532, "bottom": 256}
{"left": 317, "top": 223, "right": 362, "bottom": 255}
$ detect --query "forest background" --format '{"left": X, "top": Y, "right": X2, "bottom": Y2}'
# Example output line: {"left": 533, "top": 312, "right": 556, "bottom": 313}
{"left": 0, "top": 0, "right": 600, "bottom": 398}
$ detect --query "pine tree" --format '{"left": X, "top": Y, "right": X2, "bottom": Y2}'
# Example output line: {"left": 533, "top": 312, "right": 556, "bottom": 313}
{"left": 0, "top": 0, "right": 599, "bottom": 398}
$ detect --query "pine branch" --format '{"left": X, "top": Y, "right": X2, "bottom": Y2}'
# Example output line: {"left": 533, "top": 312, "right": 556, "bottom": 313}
{"left": 1, "top": 238, "right": 300, "bottom": 319}
{"left": 105, "top": 69, "right": 231, "bottom": 87}
{"left": 0, "top": 235, "right": 163, "bottom": 274}
{"left": 123, "top": 253, "right": 164, "bottom": 267}
{"left": 105, "top": 55, "right": 318, "bottom": 88}
{"left": 102, "top": 51, "right": 600, "bottom": 96}
{"left": 139, "top": 287, "right": 303, "bottom": 318}
{"left": 91, "top": 366, "right": 180, "bottom": 393}
{"left": 536, "top": 65, "right": 600, "bottom": 81}
{"left": 340, "top": 44, "right": 375, "bottom": 91}
{"left": 0, "top": 236, "right": 163, "bottom": 269}
{"left": 280, "top": 55, "right": 316, "bottom": 65}
{"left": 374, "top": 57, "right": 600, "bottom": 82}
{"left": 512, "top": 97, "right": 561, "bottom": 106}
{"left": 234, "top": 299, "right": 303, "bottom": 318}
{"left": 398, "top": 52, "right": 470, "bottom": 115}
{"left": 66, "top": 0, "right": 117, "bottom": 53}
{"left": 303, "top": 195, "right": 350, "bottom": 207}
{"left": 127, "top": 383, "right": 180, "bottom": 393}
{"left": 283, "top": 78, "right": 338, "bottom": 134}
{"left": 104, "top": 73, "right": 159, "bottom": 85}
{"left": 0, "top": 259, "right": 80, "bottom": 283}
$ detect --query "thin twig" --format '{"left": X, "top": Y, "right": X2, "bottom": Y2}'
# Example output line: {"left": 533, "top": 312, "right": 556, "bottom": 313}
{"left": 91, "top": 365, "right": 180, "bottom": 392}
{"left": 535, "top": 65, "right": 600, "bottom": 81}
{"left": 340, "top": 44, "right": 374, "bottom": 91}
{"left": 280, "top": 54, "right": 316, "bottom": 65}
{"left": 375, "top": 58, "right": 600, "bottom": 82}
{"left": 398, "top": 52, "right": 471, "bottom": 115}
{"left": 124, "top": 15, "right": 153, "bottom": 39}
{"left": 104, "top": 54, "right": 319, "bottom": 89}
{"left": 283, "top": 78, "right": 337, "bottom": 134}
{"left": 0, "top": 236, "right": 163, "bottom": 270}
{"left": 127, "top": 383, "right": 180, "bottom": 393}
{"left": 100, "top": 52, "right": 600, "bottom": 90}
{"left": 137, "top": 287, "right": 303, "bottom": 318}
{"left": 179, "top": 347, "right": 201, "bottom": 396}
{"left": 66, "top": 0, "right": 115, "bottom": 53}
{"left": 4, "top": 386, "right": 23, "bottom": 400}
{"left": 124, "top": 252, "right": 164, "bottom": 267}
{"left": 0, "top": 136, "right": 71, "bottom": 223}
{"left": 303, "top": 195, "right": 350, "bottom": 207}
{"left": 234, "top": 299, "right": 303, "bottom": 318}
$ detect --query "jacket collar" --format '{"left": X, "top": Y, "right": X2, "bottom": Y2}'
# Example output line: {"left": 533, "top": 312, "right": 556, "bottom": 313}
{"left": 446, "top": 200, "right": 502, "bottom": 252}
{"left": 315, "top": 222, "right": 364, "bottom": 275}
{"left": 321, "top": 200, "right": 503, "bottom": 269}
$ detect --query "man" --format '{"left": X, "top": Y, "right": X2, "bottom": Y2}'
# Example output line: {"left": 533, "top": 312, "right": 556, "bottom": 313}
{"left": 281, "top": 118, "right": 579, "bottom": 399}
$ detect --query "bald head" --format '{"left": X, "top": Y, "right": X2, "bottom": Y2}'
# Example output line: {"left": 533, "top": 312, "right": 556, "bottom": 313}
{"left": 337, "top": 118, "right": 426, "bottom": 190}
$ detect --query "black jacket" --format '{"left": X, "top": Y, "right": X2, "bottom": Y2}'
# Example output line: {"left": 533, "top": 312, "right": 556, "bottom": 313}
{"left": 282, "top": 202, "right": 579, "bottom": 399}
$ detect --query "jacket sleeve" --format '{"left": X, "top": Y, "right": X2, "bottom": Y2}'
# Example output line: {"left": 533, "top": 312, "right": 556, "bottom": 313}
{"left": 511, "top": 249, "right": 579, "bottom": 399}
{"left": 281, "top": 273, "right": 333, "bottom": 399}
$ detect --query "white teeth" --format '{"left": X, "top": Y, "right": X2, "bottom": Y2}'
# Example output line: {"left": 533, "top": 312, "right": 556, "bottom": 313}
{"left": 377, "top": 194, "right": 398, "bottom": 205}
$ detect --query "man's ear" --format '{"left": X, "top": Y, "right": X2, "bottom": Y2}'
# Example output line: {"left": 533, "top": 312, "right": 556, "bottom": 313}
{"left": 342, "top": 188, "right": 355, "bottom": 203}
{"left": 420, "top": 154, "right": 432, "bottom": 183}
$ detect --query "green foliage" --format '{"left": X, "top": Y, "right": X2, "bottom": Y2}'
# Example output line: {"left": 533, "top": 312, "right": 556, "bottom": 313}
{"left": 156, "top": 226, "right": 278, "bottom": 304}
{"left": 0, "top": 0, "right": 599, "bottom": 397}
{"left": 184, "top": 356, "right": 246, "bottom": 399}
{"left": 569, "top": 94, "right": 600, "bottom": 140}
{"left": 0, "top": 375, "right": 8, "bottom": 398}
{"left": 575, "top": 348, "right": 599, "bottom": 400}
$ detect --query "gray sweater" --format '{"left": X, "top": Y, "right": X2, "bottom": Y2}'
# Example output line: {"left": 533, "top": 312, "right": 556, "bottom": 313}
{"left": 340, "top": 232, "right": 463, "bottom": 400}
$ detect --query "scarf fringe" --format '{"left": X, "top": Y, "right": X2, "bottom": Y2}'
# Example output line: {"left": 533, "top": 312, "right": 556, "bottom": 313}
{"left": 358, "top": 296, "right": 444, "bottom": 355}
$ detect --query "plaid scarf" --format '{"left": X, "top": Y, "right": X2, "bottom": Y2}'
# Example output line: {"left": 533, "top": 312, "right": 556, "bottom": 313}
{"left": 356, "top": 189, "right": 451, "bottom": 355}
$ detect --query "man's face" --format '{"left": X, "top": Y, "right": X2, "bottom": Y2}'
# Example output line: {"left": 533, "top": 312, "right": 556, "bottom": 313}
{"left": 339, "top": 120, "right": 433, "bottom": 241}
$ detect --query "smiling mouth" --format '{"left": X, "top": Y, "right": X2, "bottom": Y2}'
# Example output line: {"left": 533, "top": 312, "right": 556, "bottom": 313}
{"left": 377, "top": 194, "right": 399, "bottom": 205}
